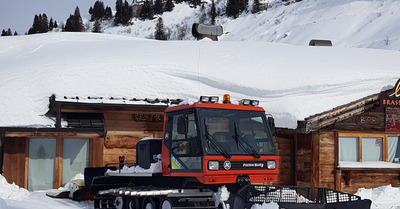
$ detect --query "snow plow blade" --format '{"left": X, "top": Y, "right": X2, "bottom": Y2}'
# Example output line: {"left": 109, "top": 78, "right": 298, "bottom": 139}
{"left": 233, "top": 185, "right": 372, "bottom": 209}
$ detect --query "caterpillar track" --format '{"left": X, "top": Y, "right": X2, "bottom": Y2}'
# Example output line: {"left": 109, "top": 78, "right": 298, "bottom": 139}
{"left": 94, "top": 187, "right": 219, "bottom": 209}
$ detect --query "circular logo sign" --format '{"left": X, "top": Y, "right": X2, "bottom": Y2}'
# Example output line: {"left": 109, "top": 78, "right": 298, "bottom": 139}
{"left": 223, "top": 161, "right": 231, "bottom": 170}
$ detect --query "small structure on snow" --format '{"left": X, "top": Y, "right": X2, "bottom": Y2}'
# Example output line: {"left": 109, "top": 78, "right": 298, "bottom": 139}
{"left": 309, "top": 39, "right": 333, "bottom": 46}
{"left": 192, "top": 23, "right": 223, "bottom": 41}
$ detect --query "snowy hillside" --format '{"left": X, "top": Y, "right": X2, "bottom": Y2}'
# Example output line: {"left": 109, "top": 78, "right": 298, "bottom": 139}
{"left": 0, "top": 32, "right": 399, "bottom": 129}
{"left": 2, "top": 0, "right": 400, "bottom": 50}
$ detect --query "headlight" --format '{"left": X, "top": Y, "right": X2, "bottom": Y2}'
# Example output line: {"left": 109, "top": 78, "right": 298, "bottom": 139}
{"left": 208, "top": 161, "right": 219, "bottom": 170}
{"left": 267, "top": 161, "right": 276, "bottom": 169}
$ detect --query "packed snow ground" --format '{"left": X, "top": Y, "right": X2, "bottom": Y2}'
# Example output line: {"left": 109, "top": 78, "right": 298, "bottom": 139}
{"left": 1, "top": 173, "right": 400, "bottom": 209}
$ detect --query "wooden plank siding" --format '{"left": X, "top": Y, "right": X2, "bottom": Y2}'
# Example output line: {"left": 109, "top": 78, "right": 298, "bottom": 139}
{"left": 3, "top": 137, "right": 28, "bottom": 188}
{"left": 316, "top": 131, "right": 336, "bottom": 189}
{"left": 339, "top": 170, "right": 400, "bottom": 194}
{"left": 275, "top": 136, "right": 291, "bottom": 185}
{"left": 295, "top": 133, "right": 312, "bottom": 187}
{"left": 102, "top": 110, "right": 165, "bottom": 165}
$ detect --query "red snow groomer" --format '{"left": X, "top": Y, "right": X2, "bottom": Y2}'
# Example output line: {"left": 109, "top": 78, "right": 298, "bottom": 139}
{"left": 86, "top": 95, "right": 371, "bottom": 209}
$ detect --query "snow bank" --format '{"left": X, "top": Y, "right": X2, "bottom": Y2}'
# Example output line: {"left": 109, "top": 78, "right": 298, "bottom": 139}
{"left": 106, "top": 154, "right": 162, "bottom": 174}
{"left": 0, "top": 175, "right": 30, "bottom": 201}
{"left": 356, "top": 185, "right": 400, "bottom": 209}
{"left": 251, "top": 202, "right": 279, "bottom": 209}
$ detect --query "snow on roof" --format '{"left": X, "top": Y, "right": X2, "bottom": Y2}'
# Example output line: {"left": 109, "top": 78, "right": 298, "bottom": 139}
{"left": 0, "top": 32, "right": 399, "bottom": 129}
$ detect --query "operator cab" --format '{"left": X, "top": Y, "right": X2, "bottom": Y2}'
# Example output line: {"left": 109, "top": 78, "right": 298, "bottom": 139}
{"left": 161, "top": 95, "right": 279, "bottom": 184}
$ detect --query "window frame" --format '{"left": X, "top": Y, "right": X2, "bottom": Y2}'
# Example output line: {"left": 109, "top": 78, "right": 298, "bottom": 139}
{"left": 338, "top": 132, "right": 400, "bottom": 163}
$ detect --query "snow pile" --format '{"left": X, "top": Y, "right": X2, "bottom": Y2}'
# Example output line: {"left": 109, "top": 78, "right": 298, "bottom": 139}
{"left": 214, "top": 186, "right": 230, "bottom": 208}
{"left": 62, "top": 173, "right": 85, "bottom": 190}
{"left": 251, "top": 202, "right": 279, "bottom": 209}
{"left": 0, "top": 175, "right": 30, "bottom": 201}
{"left": 106, "top": 154, "right": 162, "bottom": 174}
{"left": 356, "top": 185, "right": 400, "bottom": 209}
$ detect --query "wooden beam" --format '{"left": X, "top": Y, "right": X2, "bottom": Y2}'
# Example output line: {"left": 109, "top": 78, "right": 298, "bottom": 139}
{"left": 5, "top": 132, "right": 101, "bottom": 138}
{"left": 24, "top": 139, "right": 29, "bottom": 189}
{"left": 54, "top": 135, "right": 63, "bottom": 189}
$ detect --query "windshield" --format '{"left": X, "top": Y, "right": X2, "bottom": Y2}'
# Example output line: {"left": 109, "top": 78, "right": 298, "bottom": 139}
{"left": 198, "top": 108, "right": 277, "bottom": 156}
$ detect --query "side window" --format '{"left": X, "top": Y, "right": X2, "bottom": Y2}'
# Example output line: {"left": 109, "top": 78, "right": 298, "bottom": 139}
{"left": 170, "top": 112, "right": 202, "bottom": 171}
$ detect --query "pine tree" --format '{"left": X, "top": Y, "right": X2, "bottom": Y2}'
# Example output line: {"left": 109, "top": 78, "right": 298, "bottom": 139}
{"left": 238, "top": 0, "right": 248, "bottom": 13}
{"left": 210, "top": 0, "right": 216, "bottom": 24}
{"left": 74, "top": 7, "right": 84, "bottom": 31}
{"left": 39, "top": 14, "right": 49, "bottom": 33}
{"left": 140, "top": 0, "right": 154, "bottom": 20}
{"left": 91, "top": 1, "right": 106, "bottom": 21}
{"left": 226, "top": 0, "right": 240, "bottom": 18}
{"left": 164, "top": 0, "right": 174, "bottom": 12}
{"left": 6, "top": 28, "right": 12, "bottom": 36}
{"left": 29, "top": 15, "right": 40, "bottom": 34}
{"left": 1, "top": 29, "right": 6, "bottom": 36}
{"left": 54, "top": 20, "right": 58, "bottom": 28}
{"left": 92, "top": 20, "right": 102, "bottom": 33}
{"left": 115, "top": 0, "right": 132, "bottom": 25}
{"left": 89, "top": 7, "right": 93, "bottom": 15}
{"left": 14, "top": 31, "right": 18, "bottom": 36}
{"left": 199, "top": 4, "right": 207, "bottom": 23}
{"left": 27, "top": 13, "right": 50, "bottom": 34}
{"left": 105, "top": 6, "right": 113, "bottom": 19}
{"left": 154, "top": 17, "right": 167, "bottom": 40}
{"left": 251, "top": 0, "right": 261, "bottom": 13}
{"left": 64, "top": 7, "right": 84, "bottom": 32}
{"left": 154, "top": 0, "right": 163, "bottom": 15}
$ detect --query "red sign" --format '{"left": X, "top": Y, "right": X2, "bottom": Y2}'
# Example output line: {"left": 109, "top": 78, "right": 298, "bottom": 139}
{"left": 386, "top": 107, "right": 400, "bottom": 133}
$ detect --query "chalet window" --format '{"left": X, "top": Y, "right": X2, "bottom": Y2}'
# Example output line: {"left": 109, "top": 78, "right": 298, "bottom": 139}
{"left": 28, "top": 137, "right": 91, "bottom": 191}
{"left": 62, "top": 138, "right": 89, "bottom": 186}
{"left": 339, "top": 134, "right": 400, "bottom": 163}
{"left": 28, "top": 138, "right": 56, "bottom": 191}
{"left": 362, "top": 137, "right": 383, "bottom": 161}
{"left": 339, "top": 137, "right": 359, "bottom": 162}
{"left": 388, "top": 136, "right": 400, "bottom": 163}
{"left": 66, "top": 113, "right": 104, "bottom": 128}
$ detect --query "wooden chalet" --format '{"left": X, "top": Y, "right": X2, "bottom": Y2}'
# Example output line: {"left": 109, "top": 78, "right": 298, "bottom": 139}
{"left": 0, "top": 94, "right": 294, "bottom": 191}
{"left": 295, "top": 79, "right": 400, "bottom": 194}
{"left": 2, "top": 80, "right": 400, "bottom": 194}
{"left": 0, "top": 95, "right": 182, "bottom": 191}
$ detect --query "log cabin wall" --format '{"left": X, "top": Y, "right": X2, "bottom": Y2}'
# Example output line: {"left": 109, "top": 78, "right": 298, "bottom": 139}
{"left": 295, "top": 133, "right": 313, "bottom": 187}
{"left": 313, "top": 131, "right": 336, "bottom": 190}
{"left": 102, "top": 109, "right": 165, "bottom": 165}
{"left": 2, "top": 106, "right": 166, "bottom": 190}
{"left": 275, "top": 136, "right": 291, "bottom": 185}
{"left": 3, "top": 132, "right": 103, "bottom": 190}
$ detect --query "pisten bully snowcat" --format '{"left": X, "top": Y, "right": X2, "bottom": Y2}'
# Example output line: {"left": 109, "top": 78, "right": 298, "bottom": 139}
{"left": 83, "top": 94, "right": 371, "bottom": 209}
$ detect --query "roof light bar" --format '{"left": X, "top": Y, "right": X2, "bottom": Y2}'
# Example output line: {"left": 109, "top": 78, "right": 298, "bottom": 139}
{"left": 199, "top": 96, "right": 219, "bottom": 103}
{"left": 240, "top": 99, "right": 260, "bottom": 106}
{"left": 251, "top": 100, "right": 259, "bottom": 106}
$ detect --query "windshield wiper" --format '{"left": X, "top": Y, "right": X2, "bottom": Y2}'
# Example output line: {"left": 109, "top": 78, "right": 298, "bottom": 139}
{"left": 233, "top": 122, "right": 260, "bottom": 159}
{"left": 204, "top": 120, "right": 231, "bottom": 159}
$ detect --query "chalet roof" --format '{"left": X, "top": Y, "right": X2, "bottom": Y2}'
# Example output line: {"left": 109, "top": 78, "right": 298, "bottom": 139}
{"left": 46, "top": 94, "right": 184, "bottom": 126}
{"left": 297, "top": 92, "right": 382, "bottom": 133}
